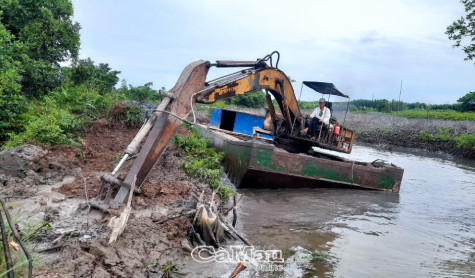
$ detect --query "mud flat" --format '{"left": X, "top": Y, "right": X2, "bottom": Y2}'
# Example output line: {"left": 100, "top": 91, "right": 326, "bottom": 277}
{"left": 0, "top": 119, "right": 221, "bottom": 277}
{"left": 342, "top": 112, "right": 475, "bottom": 158}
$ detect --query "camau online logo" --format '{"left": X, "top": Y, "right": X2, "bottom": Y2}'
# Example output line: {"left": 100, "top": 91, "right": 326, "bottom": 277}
{"left": 191, "top": 245, "right": 284, "bottom": 264}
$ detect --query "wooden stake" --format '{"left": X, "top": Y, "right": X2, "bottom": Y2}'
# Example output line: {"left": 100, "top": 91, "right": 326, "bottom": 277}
{"left": 0, "top": 197, "right": 33, "bottom": 278}
{"left": 228, "top": 261, "right": 247, "bottom": 278}
{"left": 223, "top": 193, "right": 242, "bottom": 216}
{"left": 232, "top": 194, "right": 237, "bottom": 227}
{"left": 0, "top": 210, "right": 14, "bottom": 278}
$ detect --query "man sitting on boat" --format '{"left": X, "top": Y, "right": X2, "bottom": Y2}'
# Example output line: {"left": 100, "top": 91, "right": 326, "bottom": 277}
{"left": 305, "top": 98, "right": 331, "bottom": 139}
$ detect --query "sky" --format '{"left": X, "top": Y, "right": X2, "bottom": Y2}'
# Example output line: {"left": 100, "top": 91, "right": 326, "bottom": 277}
{"left": 71, "top": 0, "right": 475, "bottom": 104}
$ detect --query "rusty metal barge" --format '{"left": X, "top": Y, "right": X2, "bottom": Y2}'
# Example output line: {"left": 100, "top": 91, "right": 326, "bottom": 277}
{"left": 195, "top": 109, "right": 403, "bottom": 192}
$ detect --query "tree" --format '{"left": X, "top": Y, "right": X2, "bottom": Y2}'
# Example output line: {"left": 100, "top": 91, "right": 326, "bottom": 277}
{"left": 0, "top": 0, "right": 81, "bottom": 96}
{"left": 224, "top": 91, "right": 266, "bottom": 108}
{"left": 0, "top": 13, "right": 22, "bottom": 95}
{"left": 63, "top": 58, "right": 121, "bottom": 94}
{"left": 118, "top": 80, "right": 164, "bottom": 103}
{"left": 457, "top": 91, "right": 475, "bottom": 111}
{"left": 0, "top": 14, "right": 28, "bottom": 143}
{"left": 446, "top": 0, "right": 475, "bottom": 63}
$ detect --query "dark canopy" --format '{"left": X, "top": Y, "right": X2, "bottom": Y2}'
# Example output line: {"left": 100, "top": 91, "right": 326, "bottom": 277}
{"left": 302, "top": 81, "right": 349, "bottom": 98}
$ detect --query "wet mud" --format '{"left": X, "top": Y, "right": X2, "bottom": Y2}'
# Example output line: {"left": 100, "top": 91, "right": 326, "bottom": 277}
{"left": 1, "top": 119, "right": 216, "bottom": 277}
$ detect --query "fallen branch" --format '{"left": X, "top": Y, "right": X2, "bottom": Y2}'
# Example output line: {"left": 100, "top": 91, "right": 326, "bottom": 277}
{"left": 192, "top": 190, "right": 205, "bottom": 226}
{"left": 36, "top": 244, "right": 65, "bottom": 253}
{"left": 51, "top": 232, "right": 66, "bottom": 246}
{"left": 153, "top": 209, "right": 197, "bottom": 224}
{"left": 218, "top": 215, "right": 251, "bottom": 246}
{"left": 29, "top": 221, "right": 51, "bottom": 237}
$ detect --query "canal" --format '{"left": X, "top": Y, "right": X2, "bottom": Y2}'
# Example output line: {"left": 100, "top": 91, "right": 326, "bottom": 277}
{"left": 186, "top": 145, "right": 475, "bottom": 277}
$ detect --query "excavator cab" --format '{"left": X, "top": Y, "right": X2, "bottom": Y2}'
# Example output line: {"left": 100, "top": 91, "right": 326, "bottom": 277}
{"left": 300, "top": 81, "right": 355, "bottom": 153}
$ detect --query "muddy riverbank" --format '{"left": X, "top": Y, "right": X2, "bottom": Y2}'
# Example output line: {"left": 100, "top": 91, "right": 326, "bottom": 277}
{"left": 0, "top": 118, "right": 222, "bottom": 277}
{"left": 1, "top": 103, "right": 473, "bottom": 277}
{"left": 342, "top": 112, "right": 475, "bottom": 158}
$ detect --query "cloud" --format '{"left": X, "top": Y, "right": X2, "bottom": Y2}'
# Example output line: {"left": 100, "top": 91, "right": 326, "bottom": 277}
{"left": 72, "top": 0, "right": 474, "bottom": 104}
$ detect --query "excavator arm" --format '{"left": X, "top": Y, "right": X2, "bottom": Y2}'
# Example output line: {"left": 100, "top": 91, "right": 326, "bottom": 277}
{"left": 94, "top": 53, "right": 354, "bottom": 206}
{"left": 195, "top": 64, "right": 303, "bottom": 137}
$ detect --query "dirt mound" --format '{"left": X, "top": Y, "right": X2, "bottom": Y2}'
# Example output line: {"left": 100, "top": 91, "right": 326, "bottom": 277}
{"left": 54, "top": 118, "right": 141, "bottom": 198}
{"left": 1, "top": 117, "right": 215, "bottom": 277}
{"left": 0, "top": 144, "right": 81, "bottom": 197}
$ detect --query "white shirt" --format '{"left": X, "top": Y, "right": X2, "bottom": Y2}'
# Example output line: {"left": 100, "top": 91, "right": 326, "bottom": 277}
{"left": 310, "top": 106, "right": 331, "bottom": 125}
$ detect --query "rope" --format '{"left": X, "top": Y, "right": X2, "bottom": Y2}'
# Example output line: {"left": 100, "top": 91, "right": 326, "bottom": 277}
{"left": 149, "top": 91, "right": 200, "bottom": 126}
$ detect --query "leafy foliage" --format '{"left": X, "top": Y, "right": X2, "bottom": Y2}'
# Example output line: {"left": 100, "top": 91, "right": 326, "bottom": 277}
{"left": 2, "top": 85, "right": 121, "bottom": 148}
{"left": 224, "top": 91, "right": 266, "bottom": 108}
{"left": 108, "top": 102, "right": 142, "bottom": 128}
{"left": 0, "top": 0, "right": 81, "bottom": 96}
{"left": 118, "top": 80, "right": 165, "bottom": 103}
{"left": 0, "top": 94, "right": 27, "bottom": 143}
{"left": 457, "top": 91, "right": 475, "bottom": 111}
{"left": 446, "top": 0, "right": 475, "bottom": 62}
{"left": 62, "top": 58, "right": 120, "bottom": 94}
{"left": 172, "top": 127, "right": 234, "bottom": 199}
{"left": 456, "top": 133, "right": 475, "bottom": 149}
{"left": 0, "top": 14, "right": 23, "bottom": 95}
{"left": 348, "top": 99, "right": 405, "bottom": 112}
{"left": 420, "top": 128, "right": 475, "bottom": 150}
{"left": 419, "top": 128, "right": 452, "bottom": 141}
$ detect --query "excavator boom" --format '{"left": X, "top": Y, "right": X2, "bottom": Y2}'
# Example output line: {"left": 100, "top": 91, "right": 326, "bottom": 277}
{"left": 93, "top": 53, "right": 355, "bottom": 206}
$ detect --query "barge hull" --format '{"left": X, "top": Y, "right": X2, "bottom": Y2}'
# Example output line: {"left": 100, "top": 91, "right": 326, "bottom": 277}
{"left": 195, "top": 124, "right": 403, "bottom": 192}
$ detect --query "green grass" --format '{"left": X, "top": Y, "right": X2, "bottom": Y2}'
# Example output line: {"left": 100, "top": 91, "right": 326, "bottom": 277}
{"left": 419, "top": 128, "right": 475, "bottom": 150}
{"left": 393, "top": 109, "right": 475, "bottom": 121}
{"left": 172, "top": 125, "right": 234, "bottom": 200}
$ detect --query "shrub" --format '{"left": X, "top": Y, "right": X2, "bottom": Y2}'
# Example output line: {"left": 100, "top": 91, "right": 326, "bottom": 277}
{"left": 456, "top": 134, "right": 475, "bottom": 149}
{"left": 108, "top": 102, "right": 142, "bottom": 128}
{"left": 49, "top": 85, "right": 122, "bottom": 120}
{"left": 0, "top": 93, "right": 27, "bottom": 143}
{"left": 2, "top": 85, "right": 121, "bottom": 149}
{"left": 224, "top": 91, "right": 266, "bottom": 108}
{"left": 419, "top": 128, "right": 452, "bottom": 141}
{"left": 118, "top": 80, "right": 164, "bottom": 103}
{"left": 172, "top": 126, "right": 234, "bottom": 199}
{"left": 394, "top": 109, "right": 475, "bottom": 121}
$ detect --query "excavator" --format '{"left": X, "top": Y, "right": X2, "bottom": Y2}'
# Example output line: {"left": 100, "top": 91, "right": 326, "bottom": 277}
{"left": 94, "top": 51, "right": 355, "bottom": 207}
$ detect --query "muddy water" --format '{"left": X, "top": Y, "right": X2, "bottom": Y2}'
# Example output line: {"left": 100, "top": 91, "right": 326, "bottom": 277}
{"left": 233, "top": 145, "right": 475, "bottom": 277}
{"left": 184, "top": 145, "right": 474, "bottom": 277}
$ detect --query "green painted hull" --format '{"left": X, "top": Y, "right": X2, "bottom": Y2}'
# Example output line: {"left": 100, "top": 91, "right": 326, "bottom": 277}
{"left": 195, "top": 124, "right": 403, "bottom": 192}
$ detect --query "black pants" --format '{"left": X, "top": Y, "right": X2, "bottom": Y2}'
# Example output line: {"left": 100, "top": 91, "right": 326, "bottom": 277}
{"left": 309, "top": 117, "right": 323, "bottom": 137}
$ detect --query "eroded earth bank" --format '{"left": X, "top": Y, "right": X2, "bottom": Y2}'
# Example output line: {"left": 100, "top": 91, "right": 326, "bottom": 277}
{"left": 0, "top": 118, "right": 220, "bottom": 277}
